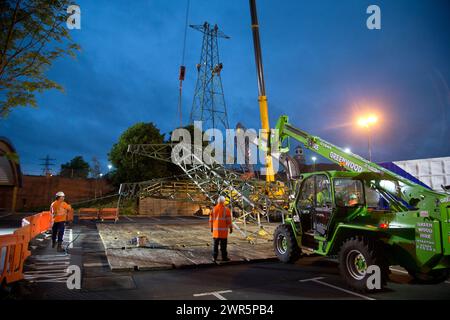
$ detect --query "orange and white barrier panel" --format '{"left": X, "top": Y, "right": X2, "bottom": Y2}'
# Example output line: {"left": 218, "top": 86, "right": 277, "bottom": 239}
{"left": 0, "top": 211, "right": 52, "bottom": 286}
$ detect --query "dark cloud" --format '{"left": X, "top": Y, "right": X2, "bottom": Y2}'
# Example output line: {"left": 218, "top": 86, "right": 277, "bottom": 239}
{"left": 1, "top": 0, "right": 449, "bottom": 175}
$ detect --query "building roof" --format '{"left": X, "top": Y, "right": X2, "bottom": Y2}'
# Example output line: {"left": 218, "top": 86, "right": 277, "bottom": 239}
{"left": 0, "top": 137, "right": 22, "bottom": 187}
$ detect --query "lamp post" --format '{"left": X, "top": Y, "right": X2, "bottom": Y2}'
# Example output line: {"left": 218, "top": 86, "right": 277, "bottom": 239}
{"left": 312, "top": 156, "right": 317, "bottom": 172}
{"left": 357, "top": 115, "right": 378, "bottom": 162}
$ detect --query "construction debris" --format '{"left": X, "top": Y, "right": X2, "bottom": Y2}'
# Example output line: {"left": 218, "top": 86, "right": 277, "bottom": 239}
{"left": 97, "top": 218, "right": 276, "bottom": 271}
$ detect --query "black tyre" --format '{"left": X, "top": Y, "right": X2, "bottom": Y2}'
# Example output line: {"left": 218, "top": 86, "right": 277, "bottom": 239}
{"left": 273, "top": 224, "right": 301, "bottom": 263}
{"left": 338, "top": 236, "right": 389, "bottom": 292}
{"left": 407, "top": 269, "right": 449, "bottom": 284}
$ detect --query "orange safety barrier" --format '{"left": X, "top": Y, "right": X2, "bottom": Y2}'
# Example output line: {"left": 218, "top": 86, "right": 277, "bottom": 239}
{"left": 0, "top": 226, "right": 31, "bottom": 285}
{"left": 22, "top": 211, "right": 52, "bottom": 239}
{"left": 77, "top": 208, "right": 99, "bottom": 220}
{"left": 0, "top": 211, "right": 53, "bottom": 286}
{"left": 99, "top": 208, "right": 119, "bottom": 222}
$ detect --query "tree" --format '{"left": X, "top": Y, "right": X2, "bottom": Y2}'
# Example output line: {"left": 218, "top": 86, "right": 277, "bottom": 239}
{"left": 108, "top": 122, "right": 171, "bottom": 185}
{"left": 0, "top": 0, "right": 80, "bottom": 117}
{"left": 60, "top": 155, "right": 90, "bottom": 178}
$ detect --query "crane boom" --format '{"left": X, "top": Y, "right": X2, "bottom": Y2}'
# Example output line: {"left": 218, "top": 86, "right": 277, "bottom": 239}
{"left": 249, "top": 0, "right": 274, "bottom": 182}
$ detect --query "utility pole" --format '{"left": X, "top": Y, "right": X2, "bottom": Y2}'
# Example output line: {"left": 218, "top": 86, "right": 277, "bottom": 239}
{"left": 91, "top": 157, "right": 101, "bottom": 199}
{"left": 189, "top": 22, "right": 230, "bottom": 132}
{"left": 40, "top": 155, "right": 55, "bottom": 176}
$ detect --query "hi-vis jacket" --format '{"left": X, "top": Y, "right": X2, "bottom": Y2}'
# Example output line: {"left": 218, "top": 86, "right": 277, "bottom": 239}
{"left": 209, "top": 204, "right": 232, "bottom": 238}
{"left": 50, "top": 201, "right": 72, "bottom": 223}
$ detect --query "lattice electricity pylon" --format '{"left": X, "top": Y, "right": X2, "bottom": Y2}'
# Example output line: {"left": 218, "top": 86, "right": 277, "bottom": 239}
{"left": 189, "top": 22, "right": 230, "bottom": 132}
{"left": 127, "top": 143, "right": 290, "bottom": 242}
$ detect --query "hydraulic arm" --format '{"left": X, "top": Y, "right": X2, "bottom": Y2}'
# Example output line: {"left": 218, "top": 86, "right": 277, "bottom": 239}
{"left": 274, "top": 115, "right": 448, "bottom": 213}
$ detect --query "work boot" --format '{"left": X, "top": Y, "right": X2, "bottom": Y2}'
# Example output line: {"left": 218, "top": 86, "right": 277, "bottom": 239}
{"left": 57, "top": 242, "right": 64, "bottom": 252}
{"left": 52, "top": 240, "right": 56, "bottom": 248}
{"left": 222, "top": 257, "right": 230, "bottom": 262}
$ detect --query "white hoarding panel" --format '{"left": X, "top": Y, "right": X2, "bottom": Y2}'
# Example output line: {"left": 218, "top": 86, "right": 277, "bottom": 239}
{"left": 394, "top": 157, "right": 450, "bottom": 192}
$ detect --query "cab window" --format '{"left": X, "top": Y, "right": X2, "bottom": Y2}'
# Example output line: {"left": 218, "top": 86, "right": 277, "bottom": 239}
{"left": 334, "top": 179, "right": 364, "bottom": 207}
{"left": 316, "top": 175, "right": 332, "bottom": 207}
{"left": 298, "top": 176, "right": 314, "bottom": 209}
{"left": 364, "top": 181, "right": 390, "bottom": 210}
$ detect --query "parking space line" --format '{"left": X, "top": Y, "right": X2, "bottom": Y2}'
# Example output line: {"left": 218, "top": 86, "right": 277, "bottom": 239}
{"left": 83, "top": 262, "right": 109, "bottom": 267}
{"left": 300, "top": 277, "right": 375, "bottom": 300}
{"left": 194, "top": 290, "right": 232, "bottom": 300}
{"left": 389, "top": 267, "right": 409, "bottom": 275}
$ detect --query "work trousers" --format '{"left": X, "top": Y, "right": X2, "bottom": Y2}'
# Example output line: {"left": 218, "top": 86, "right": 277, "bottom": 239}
{"left": 212, "top": 238, "right": 228, "bottom": 260}
{"left": 52, "top": 221, "right": 65, "bottom": 243}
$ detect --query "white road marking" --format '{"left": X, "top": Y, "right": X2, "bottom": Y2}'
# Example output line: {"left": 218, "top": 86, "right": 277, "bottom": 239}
{"left": 27, "top": 264, "right": 70, "bottom": 270}
{"left": 24, "top": 253, "right": 73, "bottom": 284}
{"left": 299, "top": 277, "right": 375, "bottom": 300}
{"left": 194, "top": 290, "right": 232, "bottom": 300}
{"left": 33, "top": 254, "right": 70, "bottom": 260}
{"left": 83, "top": 262, "right": 109, "bottom": 267}
{"left": 389, "top": 267, "right": 409, "bottom": 275}
{"left": 33, "top": 259, "right": 70, "bottom": 264}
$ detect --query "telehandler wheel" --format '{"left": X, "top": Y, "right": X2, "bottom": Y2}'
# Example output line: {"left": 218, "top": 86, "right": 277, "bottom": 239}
{"left": 407, "top": 269, "right": 449, "bottom": 284}
{"left": 338, "top": 236, "right": 388, "bottom": 292}
{"left": 273, "top": 224, "right": 301, "bottom": 263}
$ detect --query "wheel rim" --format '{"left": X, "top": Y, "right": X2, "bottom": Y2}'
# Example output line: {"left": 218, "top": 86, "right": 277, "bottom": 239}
{"left": 276, "top": 234, "right": 288, "bottom": 254}
{"left": 346, "top": 249, "right": 368, "bottom": 280}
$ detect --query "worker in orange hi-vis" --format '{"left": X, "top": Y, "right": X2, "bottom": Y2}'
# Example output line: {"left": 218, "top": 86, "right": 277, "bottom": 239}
{"left": 50, "top": 191, "right": 73, "bottom": 252}
{"left": 209, "top": 196, "right": 233, "bottom": 262}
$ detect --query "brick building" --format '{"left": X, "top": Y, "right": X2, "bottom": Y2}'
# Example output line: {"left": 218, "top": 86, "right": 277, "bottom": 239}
{"left": 16, "top": 175, "right": 116, "bottom": 211}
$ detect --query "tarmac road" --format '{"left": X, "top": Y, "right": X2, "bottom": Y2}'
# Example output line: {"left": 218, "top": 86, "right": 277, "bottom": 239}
{"left": 1, "top": 216, "right": 449, "bottom": 300}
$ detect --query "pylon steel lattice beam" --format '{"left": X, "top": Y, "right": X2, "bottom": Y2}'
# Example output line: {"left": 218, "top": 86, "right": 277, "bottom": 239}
{"left": 123, "top": 143, "right": 290, "bottom": 242}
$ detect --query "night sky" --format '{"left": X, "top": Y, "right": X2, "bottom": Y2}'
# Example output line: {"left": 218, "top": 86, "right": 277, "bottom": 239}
{"left": 1, "top": 0, "right": 449, "bottom": 176}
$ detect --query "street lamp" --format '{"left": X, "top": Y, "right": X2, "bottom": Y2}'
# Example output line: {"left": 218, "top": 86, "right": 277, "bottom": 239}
{"left": 357, "top": 114, "right": 378, "bottom": 161}
{"left": 312, "top": 156, "right": 317, "bottom": 172}
{"left": 107, "top": 164, "right": 113, "bottom": 170}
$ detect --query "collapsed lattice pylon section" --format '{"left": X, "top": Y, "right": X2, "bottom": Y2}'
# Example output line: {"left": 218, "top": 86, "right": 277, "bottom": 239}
{"left": 121, "top": 143, "right": 290, "bottom": 242}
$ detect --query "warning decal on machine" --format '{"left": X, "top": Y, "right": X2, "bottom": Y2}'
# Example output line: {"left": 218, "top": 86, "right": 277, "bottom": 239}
{"left": 416, "top": 222, "right": 436, "bottom": 252}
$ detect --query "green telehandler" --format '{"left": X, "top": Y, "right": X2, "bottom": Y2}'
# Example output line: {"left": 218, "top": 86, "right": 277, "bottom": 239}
{"left": 271, "top": 115, "right": 450, "bottom": 291}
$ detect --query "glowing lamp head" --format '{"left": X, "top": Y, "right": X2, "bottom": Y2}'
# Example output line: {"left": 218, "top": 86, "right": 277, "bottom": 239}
{"left": 357, "top": 115, "right": 378, "bottom": 128}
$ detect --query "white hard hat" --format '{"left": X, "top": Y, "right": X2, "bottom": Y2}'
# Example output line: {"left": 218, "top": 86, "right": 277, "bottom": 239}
{"left": 56, "top": 191, "right": 65, "bottom": 197}
{"left": 217, "top": 196, "right": 226, "bottom": 204}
